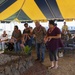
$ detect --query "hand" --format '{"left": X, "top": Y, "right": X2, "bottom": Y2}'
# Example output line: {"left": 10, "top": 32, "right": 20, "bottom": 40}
{"left": 24, "top": 33, "right": 28, "bottom": 37}
{"left": 33, "top": 34, "right": 36, "bottom": 38}
{"left": 48, "top": 36, "right": 52, "bottom": 41}
{"left": 48, "top": 36, "right": 52, "bottom": 39}
{"left": 44, "top": 37, "right": 48, "bottom": 43}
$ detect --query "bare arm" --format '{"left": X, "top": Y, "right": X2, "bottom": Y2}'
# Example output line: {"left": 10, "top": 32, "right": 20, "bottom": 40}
{"left": 48, "top": 34, "right": 61, "bottom": 39}
{"left": 44, "top": 35, "right": 49, "bottom": 43}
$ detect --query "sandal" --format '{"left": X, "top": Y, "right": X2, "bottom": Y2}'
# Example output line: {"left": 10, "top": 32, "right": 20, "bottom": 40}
{"left": 48, "top": 66, "right": 54, "bottom": 69}
{"left": 53, "top": 66, "right": 58, "bottom": 69}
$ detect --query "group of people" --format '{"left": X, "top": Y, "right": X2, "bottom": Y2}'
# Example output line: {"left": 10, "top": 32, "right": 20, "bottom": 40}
{"left": 0, "top": 20, "right": 64, "bottom": 69}
{"left": 14, "top": 20, "right": 63, "bottom": 69}
{"left": 10, "top": 23, "right": 33, "bottom": 52}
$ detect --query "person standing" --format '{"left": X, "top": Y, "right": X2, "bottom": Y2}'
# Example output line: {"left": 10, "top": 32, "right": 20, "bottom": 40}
{"left": 33, "top": 21, "right": 46, "bottom": 62}
{"left": 44, "top": 20, "right": 63, "bottom": 69}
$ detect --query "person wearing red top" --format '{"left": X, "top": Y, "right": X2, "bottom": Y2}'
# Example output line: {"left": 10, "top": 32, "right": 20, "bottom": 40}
{"left": 44, "top": 20, "right": 63, "bottom": 69}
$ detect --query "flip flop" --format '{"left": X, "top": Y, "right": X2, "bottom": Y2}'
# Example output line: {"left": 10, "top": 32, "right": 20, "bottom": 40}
{"left": 48, "top": 66, "right": 54, "bottom": 69}
{"left": 53, "top": 66, "right": 58, "bottom": 69}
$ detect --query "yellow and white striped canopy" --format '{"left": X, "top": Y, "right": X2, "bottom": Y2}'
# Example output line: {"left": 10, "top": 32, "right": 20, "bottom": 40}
{"left": 0, "top": 0, "right": 75, "bottom": 22}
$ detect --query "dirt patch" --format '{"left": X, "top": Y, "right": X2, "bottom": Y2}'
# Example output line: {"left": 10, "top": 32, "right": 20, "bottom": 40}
{"left": 22, "top": 61, "right": 48, "bottom": 75}
{"left": 32, "top": 50, "right": 75, "bottom": 75}
{"left": 44, "top": 54, "right": 75, "bottom": 75}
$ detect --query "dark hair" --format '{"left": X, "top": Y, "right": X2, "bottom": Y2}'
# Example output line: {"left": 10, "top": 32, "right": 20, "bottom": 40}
{"left": 24, "top": 23, "right": 28, "bottom": 26}
{"left": 54, "top": 23, "right": 57, "bottom": 26}
{"left": 49, "top": 20, "right": 55, "bottom": 25}
{"left": 15, "top": 25, "right": 18, "bottom": 29}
